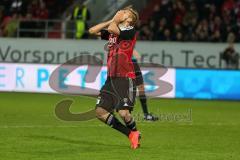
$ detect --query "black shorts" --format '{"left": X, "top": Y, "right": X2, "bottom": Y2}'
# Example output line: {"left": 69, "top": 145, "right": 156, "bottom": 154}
{"left": 132, "top": 59, "right": 144, "bottom": 86}
{"left": 96, "top": 77, "right": 136, "bottom": 112}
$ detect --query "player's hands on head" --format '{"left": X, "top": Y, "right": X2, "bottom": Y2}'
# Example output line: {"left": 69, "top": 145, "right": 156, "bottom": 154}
{"left": 113, "top": 12, "right": 122, "bottom": 23}
{"left": 113, "top": 10, "right": 128, "bottom": 23}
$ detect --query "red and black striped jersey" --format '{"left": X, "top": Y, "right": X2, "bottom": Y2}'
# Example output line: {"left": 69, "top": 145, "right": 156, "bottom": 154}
{"left": 101, "top": 26, "right": 137, "bottom": 79}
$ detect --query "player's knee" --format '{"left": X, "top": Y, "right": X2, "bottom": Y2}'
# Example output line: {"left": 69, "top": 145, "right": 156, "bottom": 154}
{"left": 95, "top": 107, "right": 108, "bottom": 120}
{"left": 118, "top": 110, "right": 131, "bottom": 122}
{"left": 95, "top": 107, "right": 103, "bottom": 119}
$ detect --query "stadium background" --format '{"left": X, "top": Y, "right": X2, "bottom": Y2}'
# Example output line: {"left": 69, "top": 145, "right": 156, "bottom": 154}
{"left": 0, "top": 0, "right": 240, "bottom": 160}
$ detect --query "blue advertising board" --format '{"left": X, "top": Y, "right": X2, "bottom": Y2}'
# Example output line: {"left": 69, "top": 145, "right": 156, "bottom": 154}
{"left": 176, "top": 69, "right": 240, "bottom": 100}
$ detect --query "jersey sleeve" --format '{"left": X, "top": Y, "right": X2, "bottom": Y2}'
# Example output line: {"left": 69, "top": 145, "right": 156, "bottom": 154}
{"left": 100, "top": 29, "right": 110, "bottom": 40}
{"left": 119, "top": 27, "right": 136, "bottom": 40}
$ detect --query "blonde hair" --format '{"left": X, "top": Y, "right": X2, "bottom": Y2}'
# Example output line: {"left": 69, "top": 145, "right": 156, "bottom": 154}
{"left": 123, "top": 6, "right": 139, "bottom": 26}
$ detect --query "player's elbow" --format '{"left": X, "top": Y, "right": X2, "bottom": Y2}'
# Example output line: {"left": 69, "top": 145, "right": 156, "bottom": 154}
{"left": 88, "top": 28, "right": 95, "bottom": 35}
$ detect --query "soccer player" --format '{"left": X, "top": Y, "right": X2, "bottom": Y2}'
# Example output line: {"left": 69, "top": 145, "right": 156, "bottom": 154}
{"left": 132, "top": 50, "right": 159, "bottom": 121}
{"left": 89, "top": 6, "right": 141, "bottom": 149}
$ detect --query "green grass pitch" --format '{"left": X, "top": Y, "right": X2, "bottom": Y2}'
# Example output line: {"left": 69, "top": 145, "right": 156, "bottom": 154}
{"left": 0, "top": 92, "right": 240, "bottom": 160}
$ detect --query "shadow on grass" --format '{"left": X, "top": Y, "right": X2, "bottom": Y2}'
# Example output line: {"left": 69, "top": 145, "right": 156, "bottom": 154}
{"left": 26, "top": 135, "right": 127, "bottom": 149}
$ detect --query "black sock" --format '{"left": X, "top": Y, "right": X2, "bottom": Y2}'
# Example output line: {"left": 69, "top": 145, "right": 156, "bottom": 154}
{"left": 105, "top": 114, "right": 131, "bottom": 137}
{"left": 126, "top": 118, "right": 137, "bottom": 131}
{"left": 139, "top": 94, "right": 149, "bottom": 115}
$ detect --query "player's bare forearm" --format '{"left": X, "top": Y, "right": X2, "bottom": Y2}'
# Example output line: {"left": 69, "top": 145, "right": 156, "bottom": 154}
{"left": 88, "top": 19, "right": 113, "bottom": 36}
{"left": 107, "top": 11, "right": 123, "bottom": 35}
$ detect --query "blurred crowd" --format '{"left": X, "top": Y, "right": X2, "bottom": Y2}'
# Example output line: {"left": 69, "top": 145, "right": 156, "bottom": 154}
{"left": 1, "top": 0, "right": 240, "bottom": 42}
{"left": 137, "top": 0, "right": 240, "bottom": 42}
{"left": 0, "top": 0, "right": 73, "bottom": 37}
